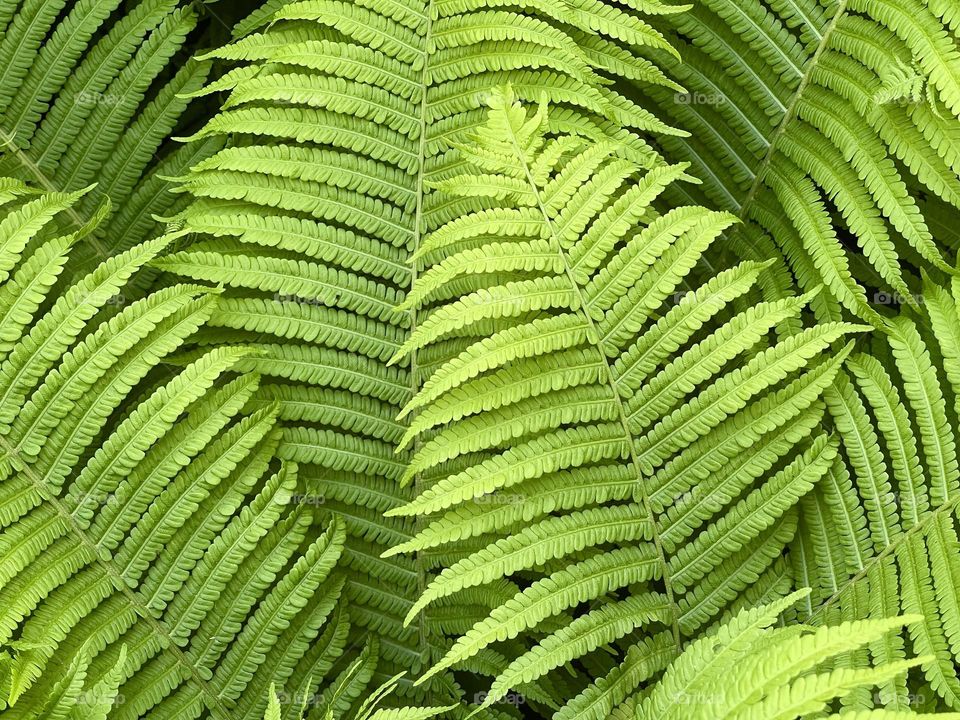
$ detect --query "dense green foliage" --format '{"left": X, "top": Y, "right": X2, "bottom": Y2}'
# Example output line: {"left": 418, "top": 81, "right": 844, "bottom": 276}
{"left": 0, "top": 0, "right": 958, "bottom": 718}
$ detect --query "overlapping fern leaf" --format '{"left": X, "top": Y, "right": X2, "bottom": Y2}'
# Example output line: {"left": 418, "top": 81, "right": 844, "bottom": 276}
{"left": 0, "top": 0, "right": 221, "bottom": 276}
{"left": 384, "top": 87, "right": 865, "bottom": 714}
{"left": 0, "top": 179, "right": 379, "bottom": 720}
{"left": 637, "top": 589, "right": 960, "bottom": 720}
{"left": 791, "top": 273, "right": 960, "bottom": 713}
{"left": 151, "top": 0, "right": 690, "bottom": 702}
{"left": 630, "top": 0, "right": 960, "bottom": 326}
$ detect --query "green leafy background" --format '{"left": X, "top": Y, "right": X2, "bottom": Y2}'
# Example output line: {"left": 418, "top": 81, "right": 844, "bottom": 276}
{"left": 0, "top": 0, "right": 958, "bottom": 718}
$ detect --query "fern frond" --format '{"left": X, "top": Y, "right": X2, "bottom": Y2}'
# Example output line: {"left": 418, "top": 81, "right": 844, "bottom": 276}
{"left": 388, "top": 90, "right": 857, "bottom": 709}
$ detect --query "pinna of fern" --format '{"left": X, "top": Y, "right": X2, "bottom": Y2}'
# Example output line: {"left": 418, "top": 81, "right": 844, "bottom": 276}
{"left": 629, "top": 0, "right": 960, "bottom": 327}
{"left": 385, "top": 87, "right": 867, "bottom": 714}
{"left": 0, "top": 179, "right": 376, "bottom": 720}
{"left": 151, "top": 0, "right": 694, "bottom": 701}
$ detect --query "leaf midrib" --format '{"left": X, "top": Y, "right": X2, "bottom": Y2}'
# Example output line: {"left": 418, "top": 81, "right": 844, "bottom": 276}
{"left": 409, "top": 0, "right": 436, "bottom": 688}
{"left": 733, "top": 0, "right": 849, "bottom": 219}
{"left": 504, "top": 110, "right": 683, "bottom": 646}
